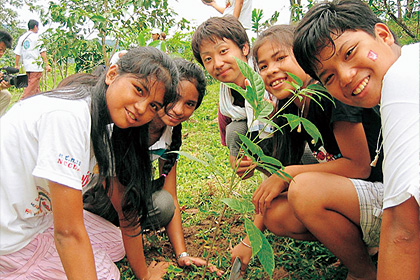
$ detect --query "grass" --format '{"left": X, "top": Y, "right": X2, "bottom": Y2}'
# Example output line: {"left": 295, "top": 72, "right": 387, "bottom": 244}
{"left": 6, "top": 74, "right": 350, "bottom": 280}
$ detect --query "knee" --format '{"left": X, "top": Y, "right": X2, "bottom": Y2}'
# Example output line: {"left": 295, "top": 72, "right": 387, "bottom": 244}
{"left": 288, "top": 173, "right": 322, "bottom": 218}
{"left": 143, "top": 190, "right": 175, "bottom": 230}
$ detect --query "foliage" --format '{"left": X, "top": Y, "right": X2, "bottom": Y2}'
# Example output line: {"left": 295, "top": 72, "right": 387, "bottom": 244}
{"left": 251, "top": 9, "right": 280, "bottom": 36}
{"left": 173, "top": 58, "right": 327, "bottom": 279}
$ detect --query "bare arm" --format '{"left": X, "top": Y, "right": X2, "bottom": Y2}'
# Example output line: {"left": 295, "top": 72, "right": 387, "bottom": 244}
{"left": 14, "top": 55, "right": 20, "bottom": 69}
{"left": 160, "top": 161, "right": 222, "bottom": 276}
{"left": 40, "top": 51, "right": 51, "bottom": 72}
{"left": 49, "top": 181, "right": 97, "bottom": 280}
{"left": 253, "top": 121, "right": 372, "bottom": 214}
{"left": 108, "top": 177, "right": 169, "bottom": 280}
{"left": 160, "top": 161, "right": 187, "bottom": 258}
{"left": 232, "top": 0, "right": 244, "bottom": 19}
{"left": 202, "top": 0, "right": 225, "bottom": 14}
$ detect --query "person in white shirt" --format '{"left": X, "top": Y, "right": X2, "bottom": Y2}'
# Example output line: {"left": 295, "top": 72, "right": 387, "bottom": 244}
{"left": 201, "top": 0, "right": 253, "bottom": 31}
{"left": 14, "top": 19, "right": 51, "bottom": 99}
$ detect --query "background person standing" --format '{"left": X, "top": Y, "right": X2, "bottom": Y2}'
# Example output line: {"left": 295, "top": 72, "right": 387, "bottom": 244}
{"left": 201, "top": 0, "right": 253, "bottom": 31}
{"left": 14, "top": 19, "right": 51, "bottom": 100}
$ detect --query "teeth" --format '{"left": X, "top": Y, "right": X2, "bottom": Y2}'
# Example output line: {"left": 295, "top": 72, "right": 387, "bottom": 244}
{"left": 271, "top": 78, "right": 286, "bottom": 87}
{"left": 127, "top": 111, "right": 137, "bottom": 121}
{"left": 353, "top": 77, "right": 369, "bottom": 95}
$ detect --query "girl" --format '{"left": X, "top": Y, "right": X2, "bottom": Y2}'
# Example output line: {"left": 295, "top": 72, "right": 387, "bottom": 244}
{"left": 0, "top": 47, "right": 178, "bottom": 280}
{"left": 231, "top": 25, "right": 384, "bottom": 280}
{"left": 84, "top": 58, "right": 223, "bottom": 277}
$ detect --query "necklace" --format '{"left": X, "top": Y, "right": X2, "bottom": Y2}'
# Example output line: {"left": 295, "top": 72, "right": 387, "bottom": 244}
{"left": 370, "top": 128, "right": 383, "bottom": 167}
{"left": 297, "top": 97, "right": 306, "bottom": 133}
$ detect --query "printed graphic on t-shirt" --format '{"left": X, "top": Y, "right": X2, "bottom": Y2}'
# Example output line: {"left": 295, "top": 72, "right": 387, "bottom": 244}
{"left": 25, "top": 186, "right": 52, "bottom": 217}
{"left": 313, "top": 145, "right": 342, "bottom": 163}
{"left": 57, "top": 153, "right": 82, "bottom": 172}
{"left": 23, "top": 40, "right": 30, "bottom": 49}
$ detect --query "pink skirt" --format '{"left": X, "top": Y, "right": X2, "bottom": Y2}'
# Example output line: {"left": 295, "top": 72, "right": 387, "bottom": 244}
{"left": 0, "top": 210, "right": 125, "bottom": 280}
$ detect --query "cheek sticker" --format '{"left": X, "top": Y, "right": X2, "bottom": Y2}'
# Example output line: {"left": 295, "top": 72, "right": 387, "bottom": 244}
{"left": 367, "top": 50, "right": 378, "bottom": 61}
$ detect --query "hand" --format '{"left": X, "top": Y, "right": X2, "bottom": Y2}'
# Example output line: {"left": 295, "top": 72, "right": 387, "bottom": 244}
{"left": 0, "top": 80, "right": 11, "bottom": 90}
{"left": 230, "top": 239, "right": 252, "bottom": 276}
{"left": 146, "top": 261, "right": 170, "bottom": 280}
{"left": 177, "top": 256, "right": 224, "bottom": 277}
{"left": 252, "top": 173, "right": 288, "bottom": 214}
{"left": 201, "top": 0, "right": 215, "bottom": 6}
{"left": 230, "top": 155, "right": 256, "bottom": 180}
{"left": 45, "top": 65, "right": 52, "bottom": 72}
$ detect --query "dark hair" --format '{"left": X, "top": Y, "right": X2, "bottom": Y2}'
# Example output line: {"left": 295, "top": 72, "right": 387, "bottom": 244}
{"left": 251, "top": 25, "right": 307, "bottom": 165}
{"left": 191, "top": 15, "right": 249, "bottom": 66}
{"left": 152, "top": 58, "right": 207, "bottom": 189}
{"left": 28, "top": 19, "right": 39, "bottom": 30}
{"left": 57, "top": 73, "right": 99, "bottom": 88}
{"left": 174, "top": 58, "right": 206, "bottom": 109}
{"left": 0, "top": 30, "right": 12, "bottom": 49}
{"left": 293, "top": 0, "right": 386, "bottom": 82}
{"left": 48, "top": 47, "right": 179, "bottom": 230}
{"left": 252, "top": 25, "right": 296, "bottom": 70}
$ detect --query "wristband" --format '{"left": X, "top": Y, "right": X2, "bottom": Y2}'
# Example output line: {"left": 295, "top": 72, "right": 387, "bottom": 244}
{"left": 240, "top": 238, "right": 251, "bottom": 248}
{"left": 177, "top": 252, "right": 190, "bottom": 259}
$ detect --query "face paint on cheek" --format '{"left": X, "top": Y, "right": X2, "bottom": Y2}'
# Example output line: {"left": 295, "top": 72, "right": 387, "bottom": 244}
{"left": 367, "top": 50, "right": 378, "bottom": 61}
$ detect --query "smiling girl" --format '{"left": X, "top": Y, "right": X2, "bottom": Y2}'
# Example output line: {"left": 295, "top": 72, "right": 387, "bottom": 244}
{"left": 231, "top": 25, "right": 385, "bottom": 279}
{"left": 0, "top": 47, "right": 178, "bottom": 280}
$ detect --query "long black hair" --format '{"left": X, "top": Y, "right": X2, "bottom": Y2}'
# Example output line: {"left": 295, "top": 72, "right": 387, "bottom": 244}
{"left": 152, "top": 58, "right": 207, "bottom": 189}
{"left": 49, "top": 47, "right": 179, "bottom": 229}
{"left": 252, "top": 25, "right": 307, "bottom": 165}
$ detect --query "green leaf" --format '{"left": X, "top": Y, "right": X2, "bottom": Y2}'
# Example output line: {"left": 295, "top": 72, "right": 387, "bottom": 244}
{"left": 238, "top": 134, "right": 264, "bottom": 158}
{"left": 257, "top": 231, "right": 275, "bottom": 279}
{"left": 221, "top": 198, "right": 254, "bottom": 214}
{"left": 256, "top": 100, "right": 274, "bottom": 119}
{"left": 259, "top": 154, "right": 283, "bottom": 168}
{"left": 306, "top": 83, "right": 328, "bottom": 93}
{"left": 256, "top": 117, "right": 283, "bottom": 134}
{"left": 282, "top": 114, "right": 300, "bottom": 131}
{"left": 171, "top": 151, "right": 208, "bottom": 166}
{"left": 286, "top": 72, "right": 303, "bottom": 88}
{"left": 244, "top": 218, "right": 262, "bottom": 258}
{"left": 301, "top": 118, "right": 323, "bottom": 145}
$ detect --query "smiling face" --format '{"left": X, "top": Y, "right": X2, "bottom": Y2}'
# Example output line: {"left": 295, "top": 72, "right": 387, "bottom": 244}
{"left": 315, "top": 24, "right": 399, "bottom": 108}
{"left": 257, "top": 41, "right": 312, "bottom": 100}
{"left": 105, "top": 65, "right": 166, "bottom": 129}
{"left": 158, "top": 80, "right": 199, "bottom": 127}
{"left": 199, "top": 37, "right": 249, "bottom": 88}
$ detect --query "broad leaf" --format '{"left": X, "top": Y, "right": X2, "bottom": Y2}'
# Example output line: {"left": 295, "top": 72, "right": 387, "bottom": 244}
{"left": 282, "top": 114, "right": 300, "bottom": 131}
{"left": 286, "top": 72, "right": 303, "bottom": 88}
{"left": 244, "top": 218, "right": 262, "bottom": 258}
{"left": 257, "top": 231, "right": 275, "bottom": 279}
{"left": 301, "top": 118, "right": 323, "bottom": 145}
{"left": 238, "top": 134, "right": 264, "bottom": 158}
{"left": 221, "top": 198, "right": 254, "bottom": 214}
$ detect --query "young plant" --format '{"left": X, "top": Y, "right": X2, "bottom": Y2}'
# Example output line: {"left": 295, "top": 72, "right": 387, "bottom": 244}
{"left": 175, "top": 57, "right": 328, "bottom": 279}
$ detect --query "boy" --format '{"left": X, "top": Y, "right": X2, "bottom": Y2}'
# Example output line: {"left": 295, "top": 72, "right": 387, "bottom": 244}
{"left": 293, "top": 0, "right": 419, "bottom": 279}
{"left": 191, "top": 15, "right": 271, "bottom": 177}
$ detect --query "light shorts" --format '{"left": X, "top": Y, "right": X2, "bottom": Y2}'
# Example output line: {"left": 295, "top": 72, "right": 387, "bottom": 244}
{"left": 351, "top": 179, "right": 384, "bottom": 247}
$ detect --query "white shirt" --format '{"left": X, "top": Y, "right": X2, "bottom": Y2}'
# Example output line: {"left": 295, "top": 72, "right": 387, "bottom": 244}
{"left": 0, "top": 94, "right": 94, "bottom": 255}
{"left": 14, "top": 31, "right": 46, "bottom": 72}
{"left": 224, "top": 0, "right": 253, "bottom": 30}
{"left": 381, "top": 43, "right": 420, "bottom": 209}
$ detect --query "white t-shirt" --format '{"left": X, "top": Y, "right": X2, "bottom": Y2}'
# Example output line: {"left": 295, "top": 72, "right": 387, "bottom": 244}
{"left": 0, "top": 93, "right": 94, "bottom": 255}
{"left": 380, "top": 43, "right": 420, "bottom": 209}
{"left": 14, "top": 31, "right": 46, "bottom": 72}
{"left": 149, "top": 126, "right": 173, "bottom": 162}
{"left": 224, "top": 0, "right": 253, "bottom": 30}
